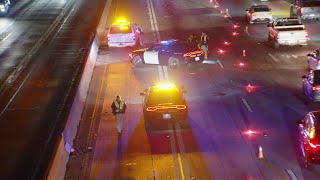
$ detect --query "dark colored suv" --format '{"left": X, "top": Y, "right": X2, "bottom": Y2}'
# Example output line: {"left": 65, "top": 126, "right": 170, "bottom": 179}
{"left": 297, "top": 111, "right": 320, "bottom": 168}
{"left": 140, "top": 83, "right": 188, "bottom": 129}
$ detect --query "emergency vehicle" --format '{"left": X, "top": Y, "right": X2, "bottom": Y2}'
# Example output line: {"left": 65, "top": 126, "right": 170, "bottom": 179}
{"left": 297, "top": 111, "right": 320, "bottom": 169}
{"left": 246, "top": 5, "right": 273, "bottom": 24}
{"left": 140, "top": 82, "right": 189, "bottom": 129}
{"left": 129, "top": 39, "right": 204, "bottom": 69}
{"left": 107, "top": 18, "right": 141, "bottom": 47}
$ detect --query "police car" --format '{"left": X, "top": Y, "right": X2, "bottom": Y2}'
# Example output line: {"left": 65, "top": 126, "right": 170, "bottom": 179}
{"left": 297, "top": 111, "right": 320, "bottom": 169}
{"left": 107, "top": 18, "right": 141, "bottom": 47}
{"left": 0, "top": 0, "right": 10, "bottom": 16}
{"left": 140, "top": 82, "right": 189, "bottom": 129}
{"left": 246, "top": 5, "right": 273, "bottom": 24}
{"left": 129, "top": 39, "right": 204, "bottom": 69}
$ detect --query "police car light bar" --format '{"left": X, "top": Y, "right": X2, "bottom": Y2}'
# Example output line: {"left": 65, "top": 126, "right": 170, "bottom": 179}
{"left": 160, "top": 39, "right": 178, "bottom": 44}
{"left": 155, "top": 82, "right": 176, "bottom": 90}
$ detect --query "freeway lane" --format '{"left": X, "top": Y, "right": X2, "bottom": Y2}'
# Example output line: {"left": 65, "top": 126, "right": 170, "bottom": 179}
{"left": 66, "top": 0, "right": 320, "bottom": 179}
{"left": 0, "top": 0, "right": 107, "bottom": 179}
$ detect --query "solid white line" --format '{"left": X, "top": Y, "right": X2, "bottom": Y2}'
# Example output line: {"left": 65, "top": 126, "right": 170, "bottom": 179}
{"left": 285, "top": 169, "right": 298, "bottom": 180}
{"left": 158, "top": 66, "right": 164, "bottom": 81}
{"left": 217, "top": 59, "right": 224, "bottom": 68}
{"left": 241, "top": 98, "right": 253, "bottom": 112}
{"left": 268, "top": 53, "right": 278, "bottom": 62}
{"left": 202, "top": 60, "right": 217, "bottom": 64}
{"left": 163, "top": 66, "right": 169, "bottom": 81}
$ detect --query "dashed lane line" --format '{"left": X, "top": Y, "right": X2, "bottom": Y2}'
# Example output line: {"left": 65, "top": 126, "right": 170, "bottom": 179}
{"left": 241, "top": 98, "right": 253, "bottom": 112}
{"left": 217, "top": 59, "right": 224, "bottom": 68}
{"left": 268, "top": 53, "right": 278, "bottom": 62}
{"left": 285, "top": 169, "right": 299, "bottom": 180}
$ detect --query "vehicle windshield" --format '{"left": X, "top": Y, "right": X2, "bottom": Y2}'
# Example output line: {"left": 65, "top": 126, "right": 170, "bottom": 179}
{"left": 147, "top": 88, "right": 183, "bottom": 105}
{"left": 109, "top": 25, "right": 132, "bottom": 34}
{"left": 253, "top": 7, "right": 270, "bottom": 12}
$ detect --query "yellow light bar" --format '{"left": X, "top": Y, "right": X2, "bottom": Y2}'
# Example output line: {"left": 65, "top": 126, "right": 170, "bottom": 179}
{"left": 119, "top": 26, "right": 129, "bottom": 30}
{"left": 155, "top": 82, "right": 176, "bottom": 90}
{"left": 112, "top": 18, "right": 130, "bottom": 26}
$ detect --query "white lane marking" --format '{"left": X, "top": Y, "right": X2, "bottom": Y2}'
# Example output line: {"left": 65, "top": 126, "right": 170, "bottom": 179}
{"left": 168, "top": 123, "right": 183, "bottom": 180}
{"left": 217, "top": 59, "right": 224, "bottom": 68}
{"left": 292, "top": 55, "right": 298, "bottom": 59}
{"left": 241, "top": 98, "right": 253, "bottom": 112}
{"left": 0, "top": 32, "right": 12, "bottom": 44}
{"left": 285, "top": 169, "right": 298, "bottom": 180}
{"left": 286, "top": 55, "right": 290, "bottom": 59}
{"left": 158, "top": 66, "right": 164, "bottom": 81}
{"left": 175, "top": 122, "right": 191, "bottom": 179}
{"left": 147, "top": 0, "right": 160, "bottom": 42}
{"left": 268, "top": 53, "right": 278, "bottom": 62}
{"left": 202, "top": 60, "right": 217, "bottom": 64}
{"left": 163, "top": 66, "right": 169, "bottom": 81}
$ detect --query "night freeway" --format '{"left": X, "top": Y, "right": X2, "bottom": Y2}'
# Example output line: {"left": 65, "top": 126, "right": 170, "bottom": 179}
{"left": 2, "top": 0, "right": 320, "bottom": 179}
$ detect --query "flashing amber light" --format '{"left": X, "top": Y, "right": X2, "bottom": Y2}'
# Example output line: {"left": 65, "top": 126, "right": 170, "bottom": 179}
{"left": 112, "top": 18, "right": 130, "bottom": 26}
{"left": 183, "top": 50, "right": 203, "bottom": 57}
{"left": 155, "top": 82, "right": 176, "bottom": 90}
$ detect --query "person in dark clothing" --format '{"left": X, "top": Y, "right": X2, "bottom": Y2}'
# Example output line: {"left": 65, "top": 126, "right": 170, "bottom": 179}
{"left": 111, "top": 95, "right": 127, "bottom": 135}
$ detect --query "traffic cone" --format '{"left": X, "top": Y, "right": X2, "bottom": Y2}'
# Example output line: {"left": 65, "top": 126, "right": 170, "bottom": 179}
{"left": 258, "top": 146, "right": 264, "bottom": 159}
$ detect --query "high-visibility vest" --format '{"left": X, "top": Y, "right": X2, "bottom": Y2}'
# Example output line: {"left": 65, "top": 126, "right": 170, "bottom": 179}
{"left": 114, "top": 100, "right": 125, "bottom": 110}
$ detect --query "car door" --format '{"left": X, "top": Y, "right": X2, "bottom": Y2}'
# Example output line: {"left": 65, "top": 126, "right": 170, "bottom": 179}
{"left": 300, "top": 115, "right": 309, "bottom": 147}
{"left": 304, "top": 71, "right": 314, "bottom": 98}
{"left": 144, "top": 44, "right": 160, "bottom": 64}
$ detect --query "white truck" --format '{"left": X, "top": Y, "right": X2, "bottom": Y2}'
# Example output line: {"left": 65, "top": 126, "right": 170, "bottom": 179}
{"left": 267, "top": 18, "right": 309, "bottom": 48}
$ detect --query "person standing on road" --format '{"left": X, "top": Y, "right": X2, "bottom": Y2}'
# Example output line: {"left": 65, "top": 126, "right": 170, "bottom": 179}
{"left": 111, "top": 95, "right": 127, "bottom": 135}
{"left": 199, "top": 31, "right": 209, "bottom": 60}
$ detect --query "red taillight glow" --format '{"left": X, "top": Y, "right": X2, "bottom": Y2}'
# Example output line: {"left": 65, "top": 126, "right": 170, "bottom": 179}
{"left": 129, "top": 53, "right": 133, "bottom": 58}
{"left": 218, "top": 49, "right": 225, "bottom": 54}
{"left": 306, "top": 31, "right": 309, "bottom": 37}
{"left": 146, "top": 105, "right": 187, "bottom": 112}
{"left": 232, "top": 32, "right": 239, "bottom": 36}
{"left": 309, "top": 141, "right": 317, "bottom": 148}
{"left": 300, "top": 7, "right": 304, "bottom": 14}
{"left": 246, "top": 84, "right": 254, "bottom": 93}
{"left": 183, "top": 50, "right": 203, "bottom": 57}
{"left": 312, "top": 86, "right": 320, "bottom": 91}
{"left": 146, "top": 107, "right": 157, "bottom": 112}
{"left": 233, "top": 24, "right": 240, "bottom": 28}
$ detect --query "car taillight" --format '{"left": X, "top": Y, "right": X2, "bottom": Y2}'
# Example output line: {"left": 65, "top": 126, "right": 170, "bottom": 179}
{"left": 300, "top": 8, "right": 304, "bottom": 14}
{"left": 183, "top": 50, "right": 203, "bottom": 57}
{"left": 308, "top": 139, "right": 320, "bottom": 149}
{"left": 312, "top": 86, "right": 320, "bottom": 91}
{"left": 132, "top": 34, "right": 135, "bottom": 40}
{"left": 107, "top": 34, "right": 110, "bottom": 41}
{"left": 306, "top": 31, "right": 309, "bottom": 38}
{"left": 146, "top": 107, "right": 157, "bottom": 112}
{"left": 129, "top": 53, "right": 133, "bottom": 58}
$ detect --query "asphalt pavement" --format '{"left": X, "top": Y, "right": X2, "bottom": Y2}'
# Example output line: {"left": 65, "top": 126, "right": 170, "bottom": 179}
{"left": 65, "top": 0, "right": 320, "bottom": 179}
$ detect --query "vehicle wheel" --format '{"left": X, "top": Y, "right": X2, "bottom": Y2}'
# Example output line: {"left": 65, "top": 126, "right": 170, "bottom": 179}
{"left": 168, "top": 57, "right": 180, "bottom": 69}
{"left": 273, "top": 41, "right": 279, "bottom": 49}
{"left": 132, "top": 55, "right": 143, "bottom": 66}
